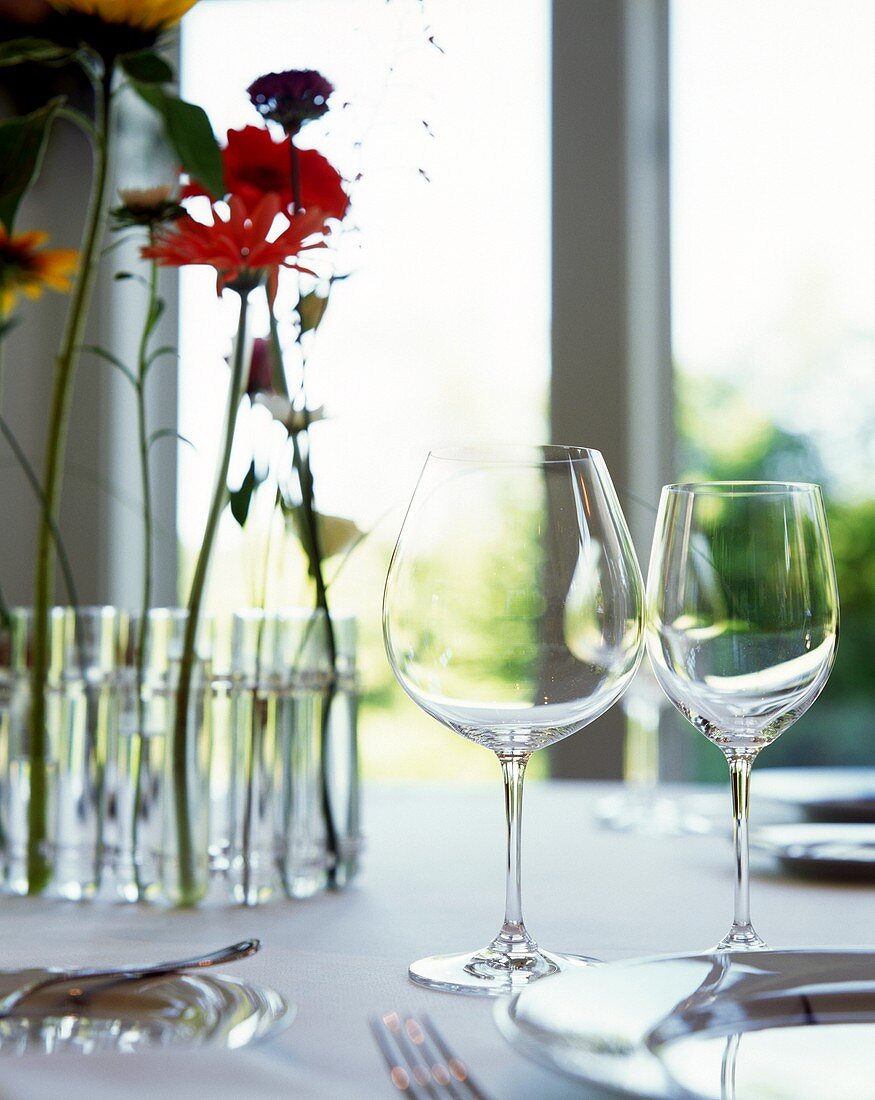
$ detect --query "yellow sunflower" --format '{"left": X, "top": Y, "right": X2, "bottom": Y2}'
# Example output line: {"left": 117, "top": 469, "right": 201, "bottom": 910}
{"left": 51, "top": 0, "right": 199, "bottom": 32}
{"left": 0, "top": 227, "right": 79, "bottom": 314}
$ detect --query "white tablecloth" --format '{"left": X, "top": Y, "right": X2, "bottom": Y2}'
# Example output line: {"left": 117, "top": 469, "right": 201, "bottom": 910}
{"left": 0, "top": 780, "right": 871, "bottom": 1099}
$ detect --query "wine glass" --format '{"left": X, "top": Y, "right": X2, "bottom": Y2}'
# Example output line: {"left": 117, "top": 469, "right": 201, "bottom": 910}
{"left": 595, "top": 662, "right": 685, "bottom": 834}
{"left": 646, "top": 481, "right": 839, "bottom": 950}
{"left": 383, "top": 445, "right": 644, "bottom": 995}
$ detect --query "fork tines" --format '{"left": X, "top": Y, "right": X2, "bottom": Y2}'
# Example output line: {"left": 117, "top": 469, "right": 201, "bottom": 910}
{"left": 369, "top": 1011, "right": 492, "bottom": 1100}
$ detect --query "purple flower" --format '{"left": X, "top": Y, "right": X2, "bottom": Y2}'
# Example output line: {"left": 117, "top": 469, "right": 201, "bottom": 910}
{"left": 247, "top": 69, "right": 334, "bottom": 134}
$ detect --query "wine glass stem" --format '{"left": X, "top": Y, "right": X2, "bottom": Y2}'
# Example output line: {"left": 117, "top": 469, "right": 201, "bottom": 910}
{"left": 729, "top": 754, "right": 752, "bottom": 928}
{"left": 722, "top": 752, "right": 765, "bottom": 949}
{"left": 492, "top": 752, "right": 537, "bottom": 955}
{"left": 721, "top": 1033, "right": 740, "bottom": 1100}
{"left": 624, "top": 697, "right": 660, "bottom": 791}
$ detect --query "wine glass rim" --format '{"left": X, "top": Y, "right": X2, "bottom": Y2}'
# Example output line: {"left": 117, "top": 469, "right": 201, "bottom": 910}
{"left": 664, "top": 479, "right": 822, "bottom": 497}
{"left": 427, "top": 444, "right": 603, "bottom": 465}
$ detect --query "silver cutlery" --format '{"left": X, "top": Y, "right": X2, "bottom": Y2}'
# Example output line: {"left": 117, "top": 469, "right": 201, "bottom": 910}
{"left": 0, "top": 938, "right": 260, "bottom": 1017}
{"left": 369, "top": 1010, "right": 492, "bottom": 1100}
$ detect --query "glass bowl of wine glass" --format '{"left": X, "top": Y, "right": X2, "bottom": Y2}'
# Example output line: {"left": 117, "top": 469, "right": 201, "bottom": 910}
{"left": 646, "top": 481, "right": 839, "bottom": 950}
{"left": 383, "top": 445, "right": 645, "bottom": 995}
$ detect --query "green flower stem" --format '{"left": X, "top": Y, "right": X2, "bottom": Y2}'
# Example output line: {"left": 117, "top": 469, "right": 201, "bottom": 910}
{"left": 298, "top": 437, "right": 335, "bottom": 667}
{"left": 241, "top": 503, "right": 277, "bottom": 904}
{"left": 131, "top": 251, "right": 159, "bottom": 896}
{"left": 267, "top": 252, "right": 339, "bottom": 879}
{"left": 0, "top": 303, "right": 7, "bottom": 408}
{"left": 240, "top": 692, "right": 264, "bottom": 905}
{"left": 137, "top": 259, "right": 158, "bottom": 640}
{"left": 287, "top": 416, "right": 340, "bottom": 882}
{"left": 173, "top": 286, "right": 252, "bottom": 905}
{"left": 265, "top": 301, "right": 291, "bottom": 400}
{"left": 0, "top": 307, "right": 11, "bottom": 624}
{"left": 266, "top": 284, "right": 336, "bottom": 667}
{"left": 319, "top": 665, "right": 339, "bottom": 885}
{"left": 28, "top": 71, "right": 114, "bottom": 894}
{"left": 296, "top": 390, "right": 342, "bottom": 883}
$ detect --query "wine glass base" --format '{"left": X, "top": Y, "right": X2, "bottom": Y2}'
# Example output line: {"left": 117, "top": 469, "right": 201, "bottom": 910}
{"left": 595, "top": 791, "right": 690, "bottom": 836}
{"left": 714, "top": 929, "right": 769, "bottom": 951}
{"left": 408, "top": 947, "right": 597, "bottom": 997}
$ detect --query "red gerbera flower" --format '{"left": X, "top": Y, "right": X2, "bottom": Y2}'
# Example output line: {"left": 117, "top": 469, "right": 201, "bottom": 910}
{"left": 184, "top": 125, "right": 349, "bottom": 226}
{"left": 142, "top": 192, "right": 326, "bottom": 293}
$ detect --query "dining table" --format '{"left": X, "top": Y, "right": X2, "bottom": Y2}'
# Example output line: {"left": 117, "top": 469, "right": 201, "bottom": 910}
{"left": 0, "top": 778, "right": 871, "bottom": 1099}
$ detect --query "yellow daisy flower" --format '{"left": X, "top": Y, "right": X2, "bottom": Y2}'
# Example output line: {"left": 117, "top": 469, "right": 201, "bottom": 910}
{"left": 51, "top": 0, "right": 199, "bottom": 32}
{"left": 0, "top": 227, "right": 79, "bottom": 315}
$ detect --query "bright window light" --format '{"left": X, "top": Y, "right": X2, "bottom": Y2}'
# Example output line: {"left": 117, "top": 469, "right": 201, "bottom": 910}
{"left": 179, "top": 0, "right": 550, "bottom": 777}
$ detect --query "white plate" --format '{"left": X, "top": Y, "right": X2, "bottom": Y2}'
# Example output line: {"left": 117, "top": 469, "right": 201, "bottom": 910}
{"left": 0, "top": 970, "right": 293, "bottom": 1056}
{"left": 751, "top": 822, "right": 875, "bottom": 880}
{"left": 495, "top": 949, "right": 875, "bottom": 1099}
{"left": 756, "top": 767, "right": 875, "bottom": 823}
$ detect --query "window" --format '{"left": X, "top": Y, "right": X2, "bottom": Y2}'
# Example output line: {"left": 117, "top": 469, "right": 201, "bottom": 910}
{"left": 179, "top": 0, "right": 550, "bottom": 777}
{"left": 671, "top": 0, "right": 875, "bottom": 775}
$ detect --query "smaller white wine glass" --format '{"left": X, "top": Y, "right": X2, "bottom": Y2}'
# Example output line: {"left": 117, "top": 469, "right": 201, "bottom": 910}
{"left": 383, "top": 445, "right": 644, "bottom": 995}
{"left": 646, "top": 482, "right": 839, "bottom": 950}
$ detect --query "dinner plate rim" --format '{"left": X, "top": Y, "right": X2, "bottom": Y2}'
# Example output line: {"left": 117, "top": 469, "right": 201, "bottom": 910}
{"left": 0, "top": 969, "right": 295, "bottom": 1055}
{"left": 750, "top": 821, "right": 875, "bottom": 878}
{"left": 494, "top": 947, "right": 875, "bottom": 1099}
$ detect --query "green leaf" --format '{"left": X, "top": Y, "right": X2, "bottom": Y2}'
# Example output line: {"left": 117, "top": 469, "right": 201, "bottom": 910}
{"left": 298, "top": 291, "right": 329, "bottom": 334}
{"left": 0, "top": 579, "right": 9, "bottom": 633}
{"left": 315, "top": 511, "right": 363, "bottom": 559}
{"left": 0, "top": 414, "right": 79, "bottom": 608}
{"left": 229, "top": 462, "right": 258, "bottom": 527}
{"left": 0, "top": 38, "right": 73, "bottom": 68}
{"left": 278, "top": 501, "right": 360, "bottom": 563}
{"left": 102, "top": 234, "right": 134, "bottom": 256}
{"left": 144, "top": 344, "right": 178, "bottom": 373}
{"left": 145, "top": 295, "right": 165, "bottom": 338}
{"left": 0, "top": 315, "right": 20, "bottom": 340}
{"left": 149, "top": 427, "right": 194, "bottom": 451}
{"left": 80, "top": 344, "right": 137, "bottom": 388}
{"left": 133, "top": 84, "right": 223, "bottom": 198}
{"left": 281, "top": 499, "right": 314, "bottom": 562}
{"left": 119, "top": 49, "right": 173, "bottom": 85}
{"left": 0, "top": 98, "right": 63, "bottom": 231}
{"left": 114, "top": 270, "right": 151, "bottom": 288}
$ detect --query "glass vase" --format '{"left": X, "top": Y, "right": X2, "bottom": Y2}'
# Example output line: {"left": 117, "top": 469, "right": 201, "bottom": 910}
{"left": 221, "top": 609, "right": 361, "bottom": 904}
{"left": 0, "top": 607, "right": 126, "bottom": 898}
{"left": 321, "top": 613, "right": 361, "bottom": 890}
{"left": 108, "top": 609, "right": 212, "bottom": 905}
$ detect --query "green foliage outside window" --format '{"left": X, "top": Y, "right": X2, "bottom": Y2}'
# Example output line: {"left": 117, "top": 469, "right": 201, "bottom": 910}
{"left": 673, "top": 372, "right": 875, "bottom": 778}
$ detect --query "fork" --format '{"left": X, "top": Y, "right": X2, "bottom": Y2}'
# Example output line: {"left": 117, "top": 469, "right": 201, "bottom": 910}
{"left": 369, "top": 1011, "right": 493, "bottom": 1100}
{"left": 0, "top": 939, "right": 260, "bottom": 1018}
